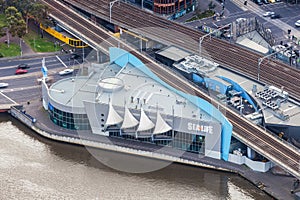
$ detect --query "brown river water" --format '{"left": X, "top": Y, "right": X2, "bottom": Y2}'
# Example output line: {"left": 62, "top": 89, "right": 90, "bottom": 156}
{"left": 0, "top": 114, "right": 272, "bottom": 200}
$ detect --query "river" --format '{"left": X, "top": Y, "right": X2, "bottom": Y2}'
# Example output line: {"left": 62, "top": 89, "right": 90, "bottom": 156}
{"left": 0, "top": 114, "right": 272, "bottom": 200}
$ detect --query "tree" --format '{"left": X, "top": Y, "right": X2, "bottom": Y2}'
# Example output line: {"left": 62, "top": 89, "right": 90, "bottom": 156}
{"left": 14, "top": 0, "right": 34, "bottom": 33}
{"left": 5, "top": 6, "right": 26, "bottom": 47}
{"left": 0, "top": 0, "right": 7, "bottom": 13}
{"left": 31, "top": 3, "right": 49, "bottom": 25}
{"left": 3, "top": 1, "right": 50, "bottom": 34}
{"left": 30, "top": 3, "right": 50, "bottom": 38}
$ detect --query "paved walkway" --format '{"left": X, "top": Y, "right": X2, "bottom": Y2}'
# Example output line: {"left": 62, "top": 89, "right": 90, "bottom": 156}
{"left": 175, "top": 0, "right": 231, "bottom": 23}
{"left": 19, "top": 98, "right": 297, "bottom": 200}
{"left": 0, "top": 34, "right": 35, "bottom": 56}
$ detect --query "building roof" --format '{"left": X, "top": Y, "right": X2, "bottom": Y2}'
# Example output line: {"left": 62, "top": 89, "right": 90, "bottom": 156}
{"left": 153, "top": 112, "right": 172, "bottom": 134}
{"left": 155, "top": 45, "right": 191, "bottom": 62}
{"left": 47, "top": 47, "right": 233, "bottom": 160}
{"left": 121, "top": 107, "right": 139, "bottom": 129}
{"left": 105, "top": 103, "right": 123, "bottom": 126}
{"left": 236, "top": 31, "right": 269, "bottom": 54}
{"left": 136, "top": 108, "right": 155, "bottom": 132}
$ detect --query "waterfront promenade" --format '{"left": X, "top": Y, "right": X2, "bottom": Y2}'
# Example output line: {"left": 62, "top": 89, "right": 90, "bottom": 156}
{"left": 10, "top": 97, "right": 296, "bottom": 200}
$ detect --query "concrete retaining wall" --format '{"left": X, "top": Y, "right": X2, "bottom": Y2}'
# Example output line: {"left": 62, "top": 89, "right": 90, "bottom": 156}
{"left": 10, "top": 106, "right": 233, "bottom": 173}
{"left": 228, "top": 153, "right": 273, "bottom": 172}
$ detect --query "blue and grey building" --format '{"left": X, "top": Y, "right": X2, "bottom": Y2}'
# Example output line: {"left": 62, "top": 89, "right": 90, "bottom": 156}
{"left": 42, "top": 47, "right": 232, "bottom": 161}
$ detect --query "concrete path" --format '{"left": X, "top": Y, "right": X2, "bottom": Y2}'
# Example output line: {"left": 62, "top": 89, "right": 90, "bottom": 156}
{"left": 0, "top": 34, "right": 35, "bottom": 56}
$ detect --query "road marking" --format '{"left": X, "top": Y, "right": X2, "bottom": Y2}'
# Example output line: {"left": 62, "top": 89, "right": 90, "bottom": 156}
{"left": 0, "top": 91, "right": 17, "bottom": 104}
{"left": 1, "top": 85, "right": 41, "bottom": 93}
{"left": 56, "top": 55, "right": 69, "bottom": 68}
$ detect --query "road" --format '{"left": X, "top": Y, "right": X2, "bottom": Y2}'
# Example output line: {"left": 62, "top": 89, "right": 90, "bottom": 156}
{"left": 186, "top": 1, "right": 300, "bottom": 43}
{"left": 0, "top": 54, "right": 83, "bottom": 104}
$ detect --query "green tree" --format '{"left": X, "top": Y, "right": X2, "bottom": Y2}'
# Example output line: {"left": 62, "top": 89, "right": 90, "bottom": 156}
{"left": 5, "top": 6, "right": 26, "bottom": 47}
{"left": 0, "top": 0, "right": 7, "bottom": 13}
{"left": 30, "top": 3, "right": 50, "bottom": 38}
{"left": 14, "top": 0, "right": 34, "bottom": 33}
{"left": 31, "top": 3, "right": 49, "bottom": 25}
{"left": 3, "top": 1, "right": 50, "bottom": 34}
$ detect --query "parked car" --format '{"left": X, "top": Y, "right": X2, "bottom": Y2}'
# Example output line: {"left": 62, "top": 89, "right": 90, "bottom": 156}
{"left": 295, "top": 20, "right": 300, "bottom": 27}
{"left": 270, "top": 14, "right": 281, "bottom": 19}
{"left": 263, "top": 11, "right": 274, "bottom": 17}
{"left": 15, "top": 68, "right": 28, "bottom": 75}
{"left": 0, "top": 82, "right": 9, "bottom": 88}
{"left": 254, "top": 0, "right": 263, "bottom": 5}
{"left": 262, "top": 0, "right": 269, "bottom": 4}
{"left": 17, "top": 63, "right": 30, "bottom": 69}
{"left": 268, "top": 0, "right": 275, "bottom": 3}
{"left": 59, "top": 68, "right": 74, "bottom": 76}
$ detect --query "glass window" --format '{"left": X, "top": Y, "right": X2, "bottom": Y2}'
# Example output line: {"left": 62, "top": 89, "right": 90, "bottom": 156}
{"left": 48, "top": 106, "right": 90, "bottom": 130}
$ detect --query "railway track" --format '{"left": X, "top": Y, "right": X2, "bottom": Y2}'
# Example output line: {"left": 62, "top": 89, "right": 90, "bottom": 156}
{"left": 63, "top": 0, "right": 300, "bottom": 99}
{"left": 42, "top": 0, "right": 300, "bottom": 178}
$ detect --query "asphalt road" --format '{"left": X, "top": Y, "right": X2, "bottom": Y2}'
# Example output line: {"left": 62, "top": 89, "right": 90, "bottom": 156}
{"left": 185, "top": 0, "right": 300, "bottom": 44}
{"left": 0, "top": 54, "right": 83, "bottom": 105}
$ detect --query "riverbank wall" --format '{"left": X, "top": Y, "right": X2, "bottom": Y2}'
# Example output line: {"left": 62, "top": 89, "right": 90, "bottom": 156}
{"left": 9, "top": 104, "right": 296, "bottom": 200}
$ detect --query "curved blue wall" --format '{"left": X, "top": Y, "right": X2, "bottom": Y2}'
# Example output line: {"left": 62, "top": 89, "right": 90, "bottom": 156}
{"left": 218, "top": 76, "right": 258, "bottom": 112}
{"left": 109, "top": 47, "right": 233, "bottom": 161}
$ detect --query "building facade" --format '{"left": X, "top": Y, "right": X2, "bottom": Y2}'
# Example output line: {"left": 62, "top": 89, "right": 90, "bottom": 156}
{"left": 42, "top": 47, "right": 232, "bottom": 160}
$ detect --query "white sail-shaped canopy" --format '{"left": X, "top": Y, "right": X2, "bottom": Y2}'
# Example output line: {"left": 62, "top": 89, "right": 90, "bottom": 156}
{"left": 121, "top": 107, "right": 139, "bottom": 129}
{"left": 105, "top": 103, "right": 123, "bottom": 126}
{"left": 153, "top": 112, "right": 172, "bottom": 135}
{"left": 136, "top": 108, "right": 155, "bottom": 132}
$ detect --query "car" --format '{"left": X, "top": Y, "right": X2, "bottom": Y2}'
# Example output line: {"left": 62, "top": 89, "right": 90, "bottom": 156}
{"left": 37, "top": 77, "right": 52, "bottom": 84}
{"left": 15, "top": 68, "right": 28, "bottom": 75}
{"left": 17, "top": 63, "right": 30, "bottom": 69}
{"left": 59, "top": 68, "right": 74, "bottom": 76}
{"left": 68, "top": 53, "right": 81, "bottom": 60}
{"left": 0, "top": 82, "right": 9, "bottom": 88}
{"left": 268, "top": 0, "right": 275, "bottom": 3}
{"left": 263, "top": 11, "right": 274, "bottom": 17}
{"left": 295, "top": 20, "right": 300, "bottom": 27}
{"left": 254, "top": 0, "right": 263, "bottom": 5}
{"left": 262, "top": 0, "right": 269, "bottom": 4}
{"left": 270, "top": 14, "right": 281, "bottom": 19}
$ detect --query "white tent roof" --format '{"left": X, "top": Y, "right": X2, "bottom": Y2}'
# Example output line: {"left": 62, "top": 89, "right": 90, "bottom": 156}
{"left": 121, "top": 107, "right": 139, "bottom": 129}
{"left": 153, "top": 112, "right": 172, "bottom": 135}
{"left": 136, "top": 108, "right": 155, "bottom": 132}
{"left": 105, "top": 103, "right": 123, "bottom": 126}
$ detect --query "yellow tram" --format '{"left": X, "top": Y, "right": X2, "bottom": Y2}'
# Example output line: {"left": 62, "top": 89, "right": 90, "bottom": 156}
{"left": 40, "top": 24, "right": 88, "bottom": 48}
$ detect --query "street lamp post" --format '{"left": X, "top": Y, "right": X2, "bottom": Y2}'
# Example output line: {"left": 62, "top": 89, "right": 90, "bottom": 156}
{"left": 257, "top": 58, "right": 262, "bottom": 81}
{"left": 199, "top": 23, "right": 231, "bottom": 56}
{"left": 257, "top": 45, "right": 291, "bottom": 81}
{"left": 19, "top": 38, "right": 22, "bottom": 57}
{"left": 109, "top": 0, "right": 121, "bottom": 23}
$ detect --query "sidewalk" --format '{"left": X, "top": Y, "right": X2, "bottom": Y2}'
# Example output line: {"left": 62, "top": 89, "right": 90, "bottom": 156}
{"left": 175, "top": 0, "right": 230, "bottom": 23}
{"left": 0, "top": 33, "right": 62, "bottom": 61}
{"left": 19, "top": 98, "right": 297, "bottom": 200}
{"left": 0, "top": 34, "right": 35, "bottom": 56}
